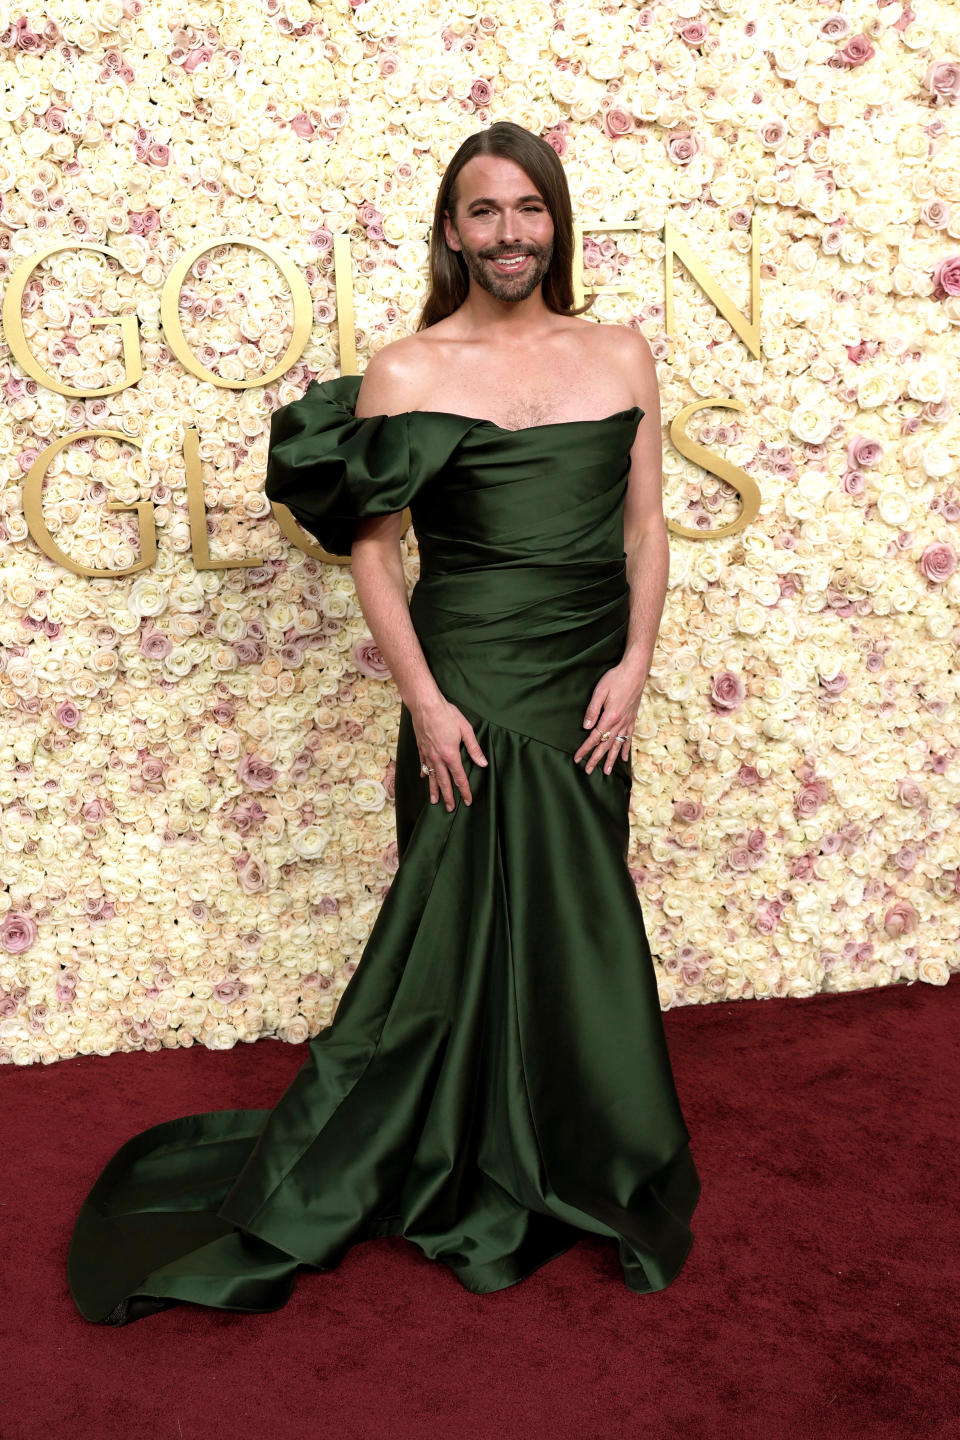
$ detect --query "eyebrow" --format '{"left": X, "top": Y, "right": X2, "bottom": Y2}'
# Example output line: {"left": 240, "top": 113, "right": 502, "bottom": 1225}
{"left": 465, "top": 194, "right": 545, "bottom": 208}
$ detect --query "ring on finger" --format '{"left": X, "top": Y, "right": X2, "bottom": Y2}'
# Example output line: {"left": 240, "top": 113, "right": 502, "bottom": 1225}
{"left": 615, "top": 733, "right": 629, "bottom": 742}
{"left": 421, "top": 763, "right": 435, "bottom": 776}
{"left": 598, "top": 730, "right": 611, "bottom": 741}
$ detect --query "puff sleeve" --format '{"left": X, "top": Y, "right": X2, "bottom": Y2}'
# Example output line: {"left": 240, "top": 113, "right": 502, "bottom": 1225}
{"left": 264, "top": 375, "right": 474, "bottom": 556}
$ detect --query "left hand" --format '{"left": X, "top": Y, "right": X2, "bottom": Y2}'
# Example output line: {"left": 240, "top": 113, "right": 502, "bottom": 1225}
{"left": 574, "top": 660, "right": 648, "bottom": 775}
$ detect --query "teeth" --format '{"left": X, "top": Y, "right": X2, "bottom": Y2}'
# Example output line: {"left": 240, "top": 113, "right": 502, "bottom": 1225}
{"left": 493, "top": 255, "right": 527, "bottom": 268}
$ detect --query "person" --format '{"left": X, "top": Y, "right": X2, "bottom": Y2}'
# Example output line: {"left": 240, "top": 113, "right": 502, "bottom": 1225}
{"left": 67, "top": 121, "right": 701, "bottom": 1326}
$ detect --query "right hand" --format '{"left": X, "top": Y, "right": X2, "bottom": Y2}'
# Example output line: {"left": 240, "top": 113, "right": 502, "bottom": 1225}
{"left": 412, "top": 695, "right": 487, "bottom": 811}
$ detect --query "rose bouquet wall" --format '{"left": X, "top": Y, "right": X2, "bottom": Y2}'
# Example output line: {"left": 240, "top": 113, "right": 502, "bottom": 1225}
{"left": 1, "top": 0, "right": 958, "bottom": 1065}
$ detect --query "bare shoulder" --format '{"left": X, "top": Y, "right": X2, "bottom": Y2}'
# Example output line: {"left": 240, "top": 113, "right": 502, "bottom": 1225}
{"left": 589, "top": 319, "right": 654, "bottom": 366}
{"left": 355, "top": 333, "right": 434, "bottom": 418}
{"left": 589, "top": 321, "right": 658, "bottom": 408}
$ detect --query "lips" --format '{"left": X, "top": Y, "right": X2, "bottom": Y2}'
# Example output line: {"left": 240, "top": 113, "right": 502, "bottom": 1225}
{"left": 489, "top": 253, "right": 530, "bottom": 271}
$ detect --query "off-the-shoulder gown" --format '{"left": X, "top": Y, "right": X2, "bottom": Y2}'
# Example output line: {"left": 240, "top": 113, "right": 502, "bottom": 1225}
{"left": 67, "top": 374, "right": 701, "bottom": 1325}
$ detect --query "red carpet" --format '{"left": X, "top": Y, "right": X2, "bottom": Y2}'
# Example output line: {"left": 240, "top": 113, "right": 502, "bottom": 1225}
{"left": 2, "top": 976, "right": 958, "bottom": 1440}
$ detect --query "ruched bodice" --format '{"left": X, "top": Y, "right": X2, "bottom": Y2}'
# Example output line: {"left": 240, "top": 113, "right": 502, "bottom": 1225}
{"left": 68, "top": 375, "right": 700, "bottom": 1326}
{"left": 266, "top": 376, "right": 644, "bottom": 753}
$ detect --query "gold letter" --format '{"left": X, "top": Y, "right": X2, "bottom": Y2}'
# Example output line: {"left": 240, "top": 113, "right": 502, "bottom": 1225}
{"left": 160, "top": 237, "right": 312, "bottom": 388}
{"left": 664, "top": 214, "right": 761, "bottom": 357}
{"left": 22, "top": 431, "right": 156, "bottom": 576}
{"left": 666, "top": 398, "right": 761, "bottom": 540}
{"left": 2, "top": 242, "right": 142, "bottom": 397}
{"left": 332, "top": 233, "right": 358, "bottom": 377}
{"left": 184, "top": 428, "right": 263, "bottom": 569}
{"left": 268, "top": 500, "right": 350, "bottom": 566}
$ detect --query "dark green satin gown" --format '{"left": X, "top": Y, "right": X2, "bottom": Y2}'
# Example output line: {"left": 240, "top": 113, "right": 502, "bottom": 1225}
{"left": 67, "top": 375, "right": 701, "bottom": 1325}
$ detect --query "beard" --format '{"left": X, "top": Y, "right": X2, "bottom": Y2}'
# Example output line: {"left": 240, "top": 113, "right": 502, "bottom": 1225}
{"left": 455, "top": 232, "right": 555, "bottom": 302}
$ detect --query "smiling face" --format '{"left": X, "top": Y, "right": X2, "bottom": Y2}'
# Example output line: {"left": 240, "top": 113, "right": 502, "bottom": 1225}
{"left": 442, "top": 154, "right": 556, "bottom": 304}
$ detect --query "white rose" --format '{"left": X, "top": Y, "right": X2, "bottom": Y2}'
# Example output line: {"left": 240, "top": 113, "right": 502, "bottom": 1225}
{"left": 291, "top": 825, "right": 332, "bottom": 859}
{"left": 206, "top": 1024, "right": 239, "bottom": 1050}
{"left": 875, "top": 489, "right": 912, "bottom": 528}
{"left": 922, "top": 442, "right": 953, "bottom": 480}
{"left": 906, "top": 363, "right": 947, "bottom": 405}
{"left": 127, "top": 577, "right": 168, "bottom": 618}
{"left": 351, "top": 779, "right": 387, "bottom": 812}
{"left": 926, "top": 612, "right": 952, "bottom": 640}
{"left": 789, "top": 406, "right": 832, "bottom": 444}
{"left": 830, "top": 722, "right": 863, "bottom": 754}
{"left": 735, "top": 601, "right": 765, "bottom": 636}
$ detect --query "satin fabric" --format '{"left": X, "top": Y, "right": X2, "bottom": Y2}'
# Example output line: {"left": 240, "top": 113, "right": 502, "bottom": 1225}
{"left": 67, "top": 376, "right": 701, "bottom": 1325}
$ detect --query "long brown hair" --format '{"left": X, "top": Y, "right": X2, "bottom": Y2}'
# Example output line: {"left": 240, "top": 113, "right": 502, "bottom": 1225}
{"left": 416, "top": 121, "right": 596, "bottom": 331}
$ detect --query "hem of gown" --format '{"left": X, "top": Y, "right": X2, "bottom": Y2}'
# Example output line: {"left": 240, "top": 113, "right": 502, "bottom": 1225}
{"left": 87, "top": 1145, "right": 700, "bottom": 1326}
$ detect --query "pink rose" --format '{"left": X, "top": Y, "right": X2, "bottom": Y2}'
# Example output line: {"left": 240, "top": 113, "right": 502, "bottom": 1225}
{"left": 846, "top": 435, "right": 883, "bottom": 468}
{"left": 234, "top": 639, "right": 264, "bottom": 665}
{"left": 794, "top": 780, "right": 828, "bottom": 819}
{"left": 924, "top": 60, "right": 960, "bottom": 101}
{"left": 839, "top": 34, "right": 875, "bottom": 67}
{"left": 710, "top": 670, "right": 745, "bottom": 710}
{"left": 672, "top": 799, "right": 703, "bottom": 823}
{"left": 818, "top": 672, "right": 848, "bottom": 696}
{"left": 236, "top": 853, "right": 267, "bottom": 893}
{"left": 603, "top": 108, "right": 633, "bottom": 139}
{"left": 352, "top": 637, "right": 391, "bottom": 678}
{"left": 896, "top": 776, "right": 925, "bottom": 807}
{"left": 919, "top": 541, "right": 957, "bottom": 583}
{"left": 1, "top": 913, "right": 37, "bottom": 954}
{"left": 290, "top": 113, "right": 315, "bottom": 138}
{"left": 755, "top": 906, "right": 780, "bottom": 935}
{"left": 921, "top": 199, "right": 949, "bottom": 228}
{"left": 932, "top": 255, "right": 960, "bottom": 296}
{"left": 679, "top": 20, "right": 708, "bottom": 45}
{"left": 470, "top": 78, "right": 493, "bottom": 106}
{"left": 237, "top": 753, "right": 277, "bottom": 791}
{"left": 759, "top": 119, "right": 787, "bottom": 148}
{"left": 147, "top": 142, "right": 170, "bottom": 167}
{"left": 665, "top": 130, "right": 702, "bottom": 165}
{"left": 140, "top": 627, "right": 171, "bottom": 659}
{"left": 884, "top": 902, "right": 918, "bottom": 938}
{"left": 182, "top": 46, "right": 213, "bottom": 72}
{"left": 56, "top": 700, "right": 80, "bottom": 727}
{"left": 382, "top": 842, "right": 399, "bottom": 873}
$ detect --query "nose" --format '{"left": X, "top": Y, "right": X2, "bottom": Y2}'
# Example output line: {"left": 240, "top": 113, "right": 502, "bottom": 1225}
{"left": 494, "top": 211, "right": 523, "bottom": 247}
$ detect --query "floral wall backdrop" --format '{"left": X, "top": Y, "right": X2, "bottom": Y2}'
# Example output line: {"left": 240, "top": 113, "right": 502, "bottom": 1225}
{"left": 1, "top": 0, "right": 959, "bottom": 1066}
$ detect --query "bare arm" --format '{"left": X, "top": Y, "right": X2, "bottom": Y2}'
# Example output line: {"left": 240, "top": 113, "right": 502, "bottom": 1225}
{"left": 575, "top": 328, "right": 669, "bottom": 775}
{"left": 621, "top": 330, "right": 670, "bottom": 681}
{"left": 350, "top": 345, "right": 487, "bottom": 810}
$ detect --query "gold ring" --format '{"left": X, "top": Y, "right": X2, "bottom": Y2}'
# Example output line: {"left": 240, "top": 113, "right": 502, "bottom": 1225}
{"left": 599, "top": 730, "right": 611, "bottom": 741}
